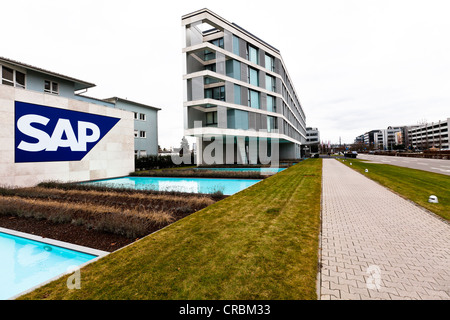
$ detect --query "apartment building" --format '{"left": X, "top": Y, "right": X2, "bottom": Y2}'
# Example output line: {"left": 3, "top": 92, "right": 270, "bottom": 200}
{"left": 408, "top": 119, "right": 450, "bottom": 150}
{"left": 182, "top": 9, "right": 306, "bottom": 164}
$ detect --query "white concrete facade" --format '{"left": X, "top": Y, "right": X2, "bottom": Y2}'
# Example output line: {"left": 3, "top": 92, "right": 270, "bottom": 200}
{"left": 0, "top": 85, "right": 134, "bottom": 187}
{"left": 182, "top": 9, "right": 306, "bottom": 164}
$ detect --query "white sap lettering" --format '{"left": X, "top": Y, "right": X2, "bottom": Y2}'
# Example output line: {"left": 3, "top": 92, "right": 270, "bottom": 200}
{"left": 77, "top": 121, "right": 100, "bottom": 152}
{"left": 17, "top": 114, "right": 51, "bottom": 152}
{"left": 17, "top": 115, "right": 101, "bottom": 152}
{"left": 46, "top": 119, "right": 79, "bottom": 151}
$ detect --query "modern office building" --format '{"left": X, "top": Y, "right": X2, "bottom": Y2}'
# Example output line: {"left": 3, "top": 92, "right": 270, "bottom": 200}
{"left": 408, "top": 118, "right": 450, "bottom": 150}
{"left": 0, "top": 56, "right": 158, "bottom": 187}
{"left": 306, "top": 127, "right": 320, "bottom": 144}
{"left": 354, "top": 134, "right": 365, "bottom": 144}
{"left": 182, "top": 9, "right": 306, "bottom": 165}
{"left": 363, "top": 130, "right": 380, "bottom": 148}
{"left": 373, "top": 127, "right": 402, "bottom": 150}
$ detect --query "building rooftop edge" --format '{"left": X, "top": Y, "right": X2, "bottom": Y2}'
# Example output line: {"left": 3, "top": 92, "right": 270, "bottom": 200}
{"left": 104, "top": 97, "right": 161, "bottom": 111}
{"left": 182, "top": 8, "right": 280, "bottom": 54}
{"left": 0, "top": 56, "right": 96, "bottom": 90}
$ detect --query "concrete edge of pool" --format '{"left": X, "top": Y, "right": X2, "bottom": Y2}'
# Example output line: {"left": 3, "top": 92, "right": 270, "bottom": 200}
{"left": 0, "top": 227, "right": 109, "bottom": 300}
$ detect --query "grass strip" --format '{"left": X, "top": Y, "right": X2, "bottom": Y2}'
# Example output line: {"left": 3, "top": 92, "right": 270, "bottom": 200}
{"left": 18, "top": 159, "right": 322, "bottom": 300}
{"left": 340, "top": 159, "right": 450, "bottom": 221}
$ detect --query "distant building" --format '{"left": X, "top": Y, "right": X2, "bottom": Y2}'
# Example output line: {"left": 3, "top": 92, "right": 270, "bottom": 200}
{"left": 354, "top": 134, "right": 364, "bottom": 144}
{"left": 363, "top": 130, "right": 380, "bottom": 148}
{"left": 373, "top": 127, "right": 402, "bottom": 150}
{"left": 408, "top": 118, "right": 450, "bottom": 150}
{"left": 103, "top": 97, "right": 160, "bottom": 157}
{"left": 306, "top": 127, "right": 320, "bottom": 144}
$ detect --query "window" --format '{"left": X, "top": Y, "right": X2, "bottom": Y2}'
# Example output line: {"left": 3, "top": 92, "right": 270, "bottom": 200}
{"left": 134, "top": 112, "right": 138, "bottom": 120}
{"left": 16, "top": 71, "right": 25, "bottom": 89}
{"left": 204, "top": 38, "right": 224, "bottom": 62}
{"left": 204, "top": 49, "right": 215, "bottom": 61}
{"left": 139, "top": 150, "right": 147, "bottom": 157}
{"left": 265, "top": 75, "right": 275, "bottom": 92}
{"left": 227, "top": 109, "right": 249, "bottom": 130}
{"left": 139, "top": 113, "right": 146, "bottom": 121}
{"left": 134, "top": 130, "right": 139, "bottom": 138}
{"left": 248, "top": 67, "right": 259, "bottom": 86}
{"left": 267, "top": 116, "right": 277, "bottom": 133}
{"left": 210, "top": 38, "right": 224, "bottom": 49}
{"left": 205, "top": 86, "right": 225, "bottom": 101}
{"left": 205, "top": 64, "right": 216, "bottom": 72}
{"left": 234, "top": 84, "right": 241, "bottom": 105}
{"left": 134, "top": 150, "right": 138, "bottom": 157}
{"left": 267, "top": 95, "right": 276, "bottom": 112}
{"left": 248, "top": 89, "right": 260, "bottom": 109}
{"left": 265, "top": 54, "right": 275, "bottom": 72}
{"left": 232, "top": 35, "right": 240, "bottom": 55}
{"left": 1, "top": 66, "right": 25, "bottom": 89}
{"left": 44, "top": 80, "right": 59, "bottom": 94}
{"left": 247, "top": 44, "right": 259, "bottom": 64}
{"left": 226, "top": 60, "right": 240, "bottom": 80}
{"left": 205, "top": 111, "right": 218, "bottom": 126}
{"left": 139, "top": 131, "right": 147, "bottom": 138}
{"left": 1, "top": 66, "right": 13, "bottom": 86}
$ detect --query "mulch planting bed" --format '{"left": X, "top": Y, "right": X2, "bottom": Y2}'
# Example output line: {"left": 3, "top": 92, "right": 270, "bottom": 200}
{"left": 0, "top": 215, "right": 137, "bottom": 252}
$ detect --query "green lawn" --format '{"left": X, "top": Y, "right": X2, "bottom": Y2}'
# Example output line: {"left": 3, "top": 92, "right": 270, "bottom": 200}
{"left": 19, "top": 159, "right": 322, "bottom": 300}
{"left": 340, "top": 159, "right": 450, "bottom": 221}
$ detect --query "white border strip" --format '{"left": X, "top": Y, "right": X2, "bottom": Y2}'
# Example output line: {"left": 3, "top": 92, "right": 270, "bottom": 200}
{"left": 0, "top": 227, "right": 109, "bottom": 258}
{"left": 0, "top": 227, "right": 109, "bottom": 300}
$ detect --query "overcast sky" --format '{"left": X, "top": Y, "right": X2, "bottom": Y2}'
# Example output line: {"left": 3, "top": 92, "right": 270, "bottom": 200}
{"left": 2, "top": 0, "right": 449, "bottom": 148}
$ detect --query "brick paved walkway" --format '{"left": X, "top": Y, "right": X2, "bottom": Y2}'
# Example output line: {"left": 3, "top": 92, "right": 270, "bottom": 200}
{"left": 319, "top": 159, "right": 450, "bottom": 300}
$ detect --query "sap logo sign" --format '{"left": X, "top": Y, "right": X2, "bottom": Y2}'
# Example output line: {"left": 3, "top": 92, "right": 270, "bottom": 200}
{"left": 17, "top": 115, "right": 101, "bottom": 152}
{"left": 15, "top": 101, "right": 120, "bottom": 163}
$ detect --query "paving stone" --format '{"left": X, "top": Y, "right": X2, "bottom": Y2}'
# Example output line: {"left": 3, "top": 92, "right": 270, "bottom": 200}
{"left": 319, "top": 159, "right": 450, "bottom": 300}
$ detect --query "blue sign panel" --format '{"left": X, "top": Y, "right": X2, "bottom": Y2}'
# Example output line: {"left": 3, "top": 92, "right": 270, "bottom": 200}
{"left": 15, "top": 101, "right": 120, "bottom": 163}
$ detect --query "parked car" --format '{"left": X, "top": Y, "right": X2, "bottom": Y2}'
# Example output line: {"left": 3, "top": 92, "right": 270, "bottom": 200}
{"left": 344, "top": 151, "right": 358, "bottom": 158}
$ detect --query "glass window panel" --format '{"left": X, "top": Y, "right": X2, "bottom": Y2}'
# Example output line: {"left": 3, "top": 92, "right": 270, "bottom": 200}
{"left": 267, "top": 116, "right": 277, "bottom": 132}
{"left": 249, "top": 67, "right": 259, "bottom": 86}
{"left": 249, "top": 90, "right": 260, "bottom": 109}
{"left": 266, "top": 75, "right": 275, "bottom": 92}
{"left": 267, "top": 95, "right": 274, "bottom": 112}
{"left": 204, "top": 49, "right": 215, "bottom": 61}
{"left": 236, "top": 110, "right": 249, "bottom": 130}
{"left": 2, "top": 67, "right": 13, "bottom": 81}
{"left": 44, "top": 80, "right": 51, "bottom": 92}
{"left": 205, "top": 64, "right": 216, "bottom": 72}
{"left": 226, "top": 60, "right": 240, "bottom": 80}
{"left": 248, "top": 45, "right": 258, "bottom": 64}
{"left": 51, "top": 81, "right": 58, "bottom": 93}
{"left": 234, "top": 84, "right": 241, "bottom": 105}
{"left": 205, "top": 88, "right": 212, "bottom": 99}
{"left": 226, "top": 60, "right": 234, "bottom": 78}
{"left": 206, "top": 112, "right": 217, "bottom": 125}
{"left": 233, "top": 35, "right": 240, "bottom": 55}
{"left": 217, "top": 86, "right": 225, "bottom": 101}
{"left": 265, "top": 54, "right": 274, "bottom": 72}
{"left": 15, "top": 71, "right": 25, "bottom": 88}
{"left": 211, "top": 38, "right": 224, "bottom": 48}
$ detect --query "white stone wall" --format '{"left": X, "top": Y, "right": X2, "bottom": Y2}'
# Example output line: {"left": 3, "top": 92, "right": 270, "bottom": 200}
{"left": 0, "top": 85, "right": 134, "bottom": 187}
